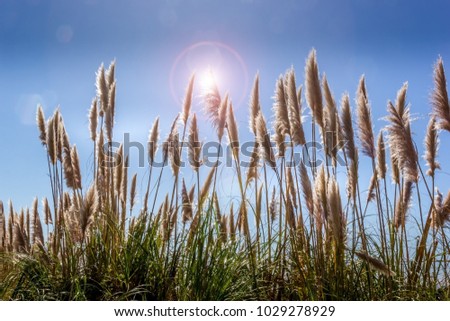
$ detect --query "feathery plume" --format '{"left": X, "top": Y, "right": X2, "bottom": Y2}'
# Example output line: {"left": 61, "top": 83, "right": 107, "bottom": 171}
{"left": 80, "top": 185, "right": 98, "bottom": 239}
{"left": 305, "top": 49, "right": 323, "bottom": 128}
{"left": 89, "top": 97, "right": 98, "bottom": 142}
{"left": 356, "top": 76, "right": 375, "bottom": 158}
{"left": 148, "top": 117, "right": 160, "bottom": 165}
{"left": 376, "top": 132, "right": 387, "bottom": 180}
{"left": 96, "top": 63, "right": 108, "bottom": 116}
{"left": 229, "top": 204, "right": 236, "bottom": 241}
{"left": 181, "top": 74, "right": 195, "bottom": 125}
{"left": 269, "top": 187, "right": 277, "bottom": 222}
{"left": 315, "top": 166, "right": 328, "bottom": 223}
{"left": 367, "top": 170, "right": 378, "bottom": 203}
{"left": 256, "top": 112, "right": 276, "bottom": 169}
{"left": 106, "top": 59, "right": 116, "bottom": 89}
{"left": 121, "top": 156, "right": 129, "bottom": 208}
{"left": 299, "top": 161, "right": 314, "bottom": 216}
{"left": 32, "top": 198, "right": 44, "bottom": 246}
{"left": 71, "top": 145, "right": 82, "bottom": 190}
{"left": 390, "top": 146, "right": 400, "bottom": 185}
{"left": 200, "top": 164, "right": 217, "bottom": 204}
{"left": 245, "top": 143, "right": 260, "bottom": 187}
{"left": 202, "top": 72, "right": 222, "bottom": 129}
{"left": 104, "top": 81, "right": 116, "bottom": 142}
{"left": 424, "top": 117, "right": 440, "bottom": 177}
{"left": 0, "top": 201, "right": 5, "bottom": 250}
{"left": 394, "top": 181, "right": 413, "bottom": 229}
{"left": 431, "top": 188, "right": 448, "bottom": 228}
{"left": 431, "top": 57, "right": 450, "bottom": 132}
{"left": 13, "top": 223, "right": 27, "bottom": 253}
{"left": 43, "top": 197, "right": 52, "bottom": 225}
{"left": 129, "top": 173, "right": 137, "bottom": 213}
{"left": 249, "top": 73, "right": 261, "bottom": 135}
{"left": 46, "top": 117, "right": 57, "bottom": 164}
{"left": 286, "top": 167, "right": 297, "bottom": 209}
{"left": 217, "top": 94, "right": 228, "bottom": 141}
{"left": 188, "top": 113, "right": 202, "bottom": 171}
{"left": 286, "top": 70, "right": 306, "bottom": 146}
{"left": 340, "top": 93, "right": 357, "bottom": 162}
{"left": 323, "top": 74, "right": 338, "bottom": 163}
{"left": 168, "top": 129, "right": 180, "bottom": 177}
{"left": 327, "top": 179, "right": 345, "bottom": 245}
{"left": 273, "top": 75, "right": 291, "bottom": 138}
{"left": 386, "top": 90, "right": 418, "bottom": 183}
{"left": 115, "top": 144, "right": 124, "bottom": 195}
{"left": 36, "top": 105, "right": 47, "bottom": 145}
{"left": 227, "top": 102, "right": 240, "bottom": 161}
{"left": 181, "top": 179, "right": 193, "bottom": 223}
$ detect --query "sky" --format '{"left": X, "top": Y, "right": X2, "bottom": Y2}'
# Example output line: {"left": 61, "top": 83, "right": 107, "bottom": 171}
{"left": 1, "top": 0, "right": 450, "bottom": 211}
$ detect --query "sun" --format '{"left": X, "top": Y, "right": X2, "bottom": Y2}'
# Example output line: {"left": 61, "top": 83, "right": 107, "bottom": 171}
{"left": 200, "top": 68, "right": 217, "bottom": 91}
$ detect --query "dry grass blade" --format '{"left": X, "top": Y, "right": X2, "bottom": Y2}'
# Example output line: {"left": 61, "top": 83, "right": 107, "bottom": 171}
{"left": 355, "top": 251, "right": 395, "bottom": 277}
{"left": 431, "top": 57, "right": 450, "bottom": 132}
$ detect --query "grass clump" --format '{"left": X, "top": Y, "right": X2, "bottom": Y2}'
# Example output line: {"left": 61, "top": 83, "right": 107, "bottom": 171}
{"left": 1, "top": 51, "right": 450, "bottom": 300}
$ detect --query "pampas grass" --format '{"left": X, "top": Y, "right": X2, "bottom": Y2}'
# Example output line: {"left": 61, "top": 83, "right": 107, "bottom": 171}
{"left": 3, "top": 52, "right": 450, "bottom": 301}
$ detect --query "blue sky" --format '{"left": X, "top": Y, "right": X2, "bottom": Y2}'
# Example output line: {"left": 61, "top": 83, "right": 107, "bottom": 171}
{"left": 1, "top": 0, "right": 450, "bottom": 209}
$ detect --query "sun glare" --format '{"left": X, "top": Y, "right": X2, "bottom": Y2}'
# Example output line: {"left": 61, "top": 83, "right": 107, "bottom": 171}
{"left": 200, "top": 68, "right": 217, "bottom": 91}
